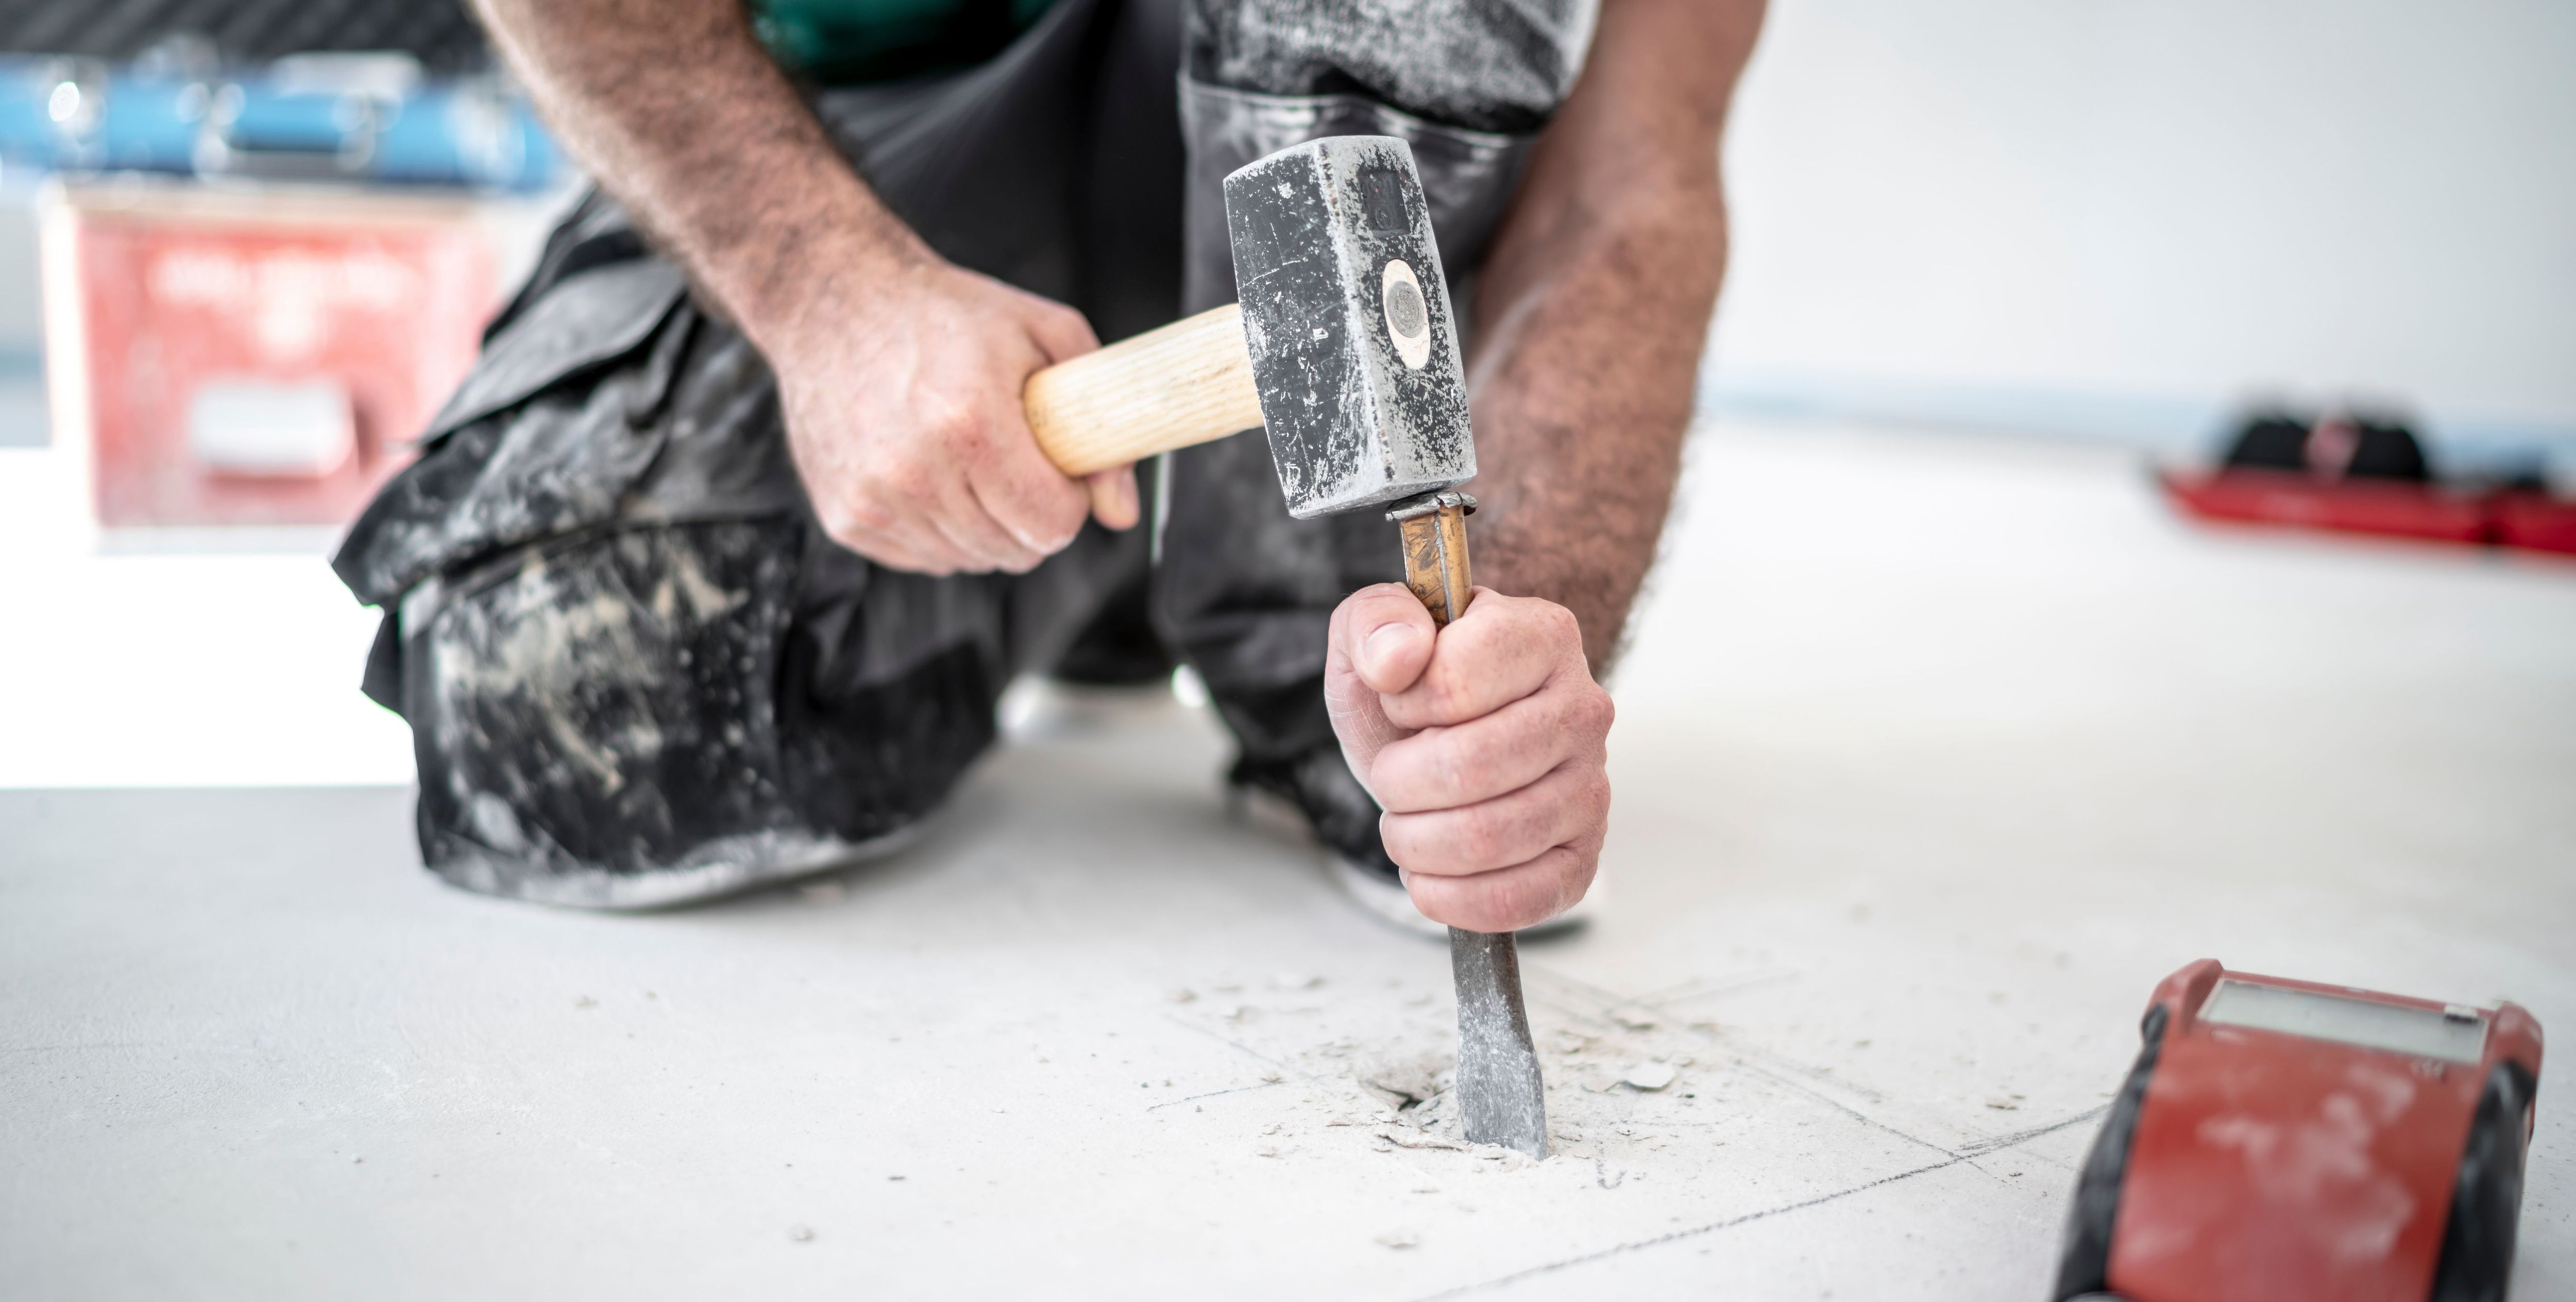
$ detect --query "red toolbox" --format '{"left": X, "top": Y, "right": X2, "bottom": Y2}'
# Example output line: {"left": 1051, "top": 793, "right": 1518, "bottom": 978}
{"left": 39, "top": 180, "right": 497, "bottom": 533}
{"left": 2159, "top": 467, "right": 2494, "bottom": 545}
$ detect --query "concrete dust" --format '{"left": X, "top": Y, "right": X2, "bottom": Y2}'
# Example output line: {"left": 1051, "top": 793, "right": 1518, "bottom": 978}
{"left": 1358, "top": 1050, "right": 1452, "bottom": 1107}
{"left": 1156, "top": 960, "right": 1770, "bottom": 1197}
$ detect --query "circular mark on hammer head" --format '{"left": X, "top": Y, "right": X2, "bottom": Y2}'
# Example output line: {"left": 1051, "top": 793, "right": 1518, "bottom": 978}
{"left": 1386, "top": 278, "right": 1426, "bottom": 337}
{"left": 1382, "top": 259, "right": 1433, "bottom": 370}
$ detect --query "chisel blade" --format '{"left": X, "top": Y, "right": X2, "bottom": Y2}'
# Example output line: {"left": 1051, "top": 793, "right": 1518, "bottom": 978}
{"left": 1450, "top": 926, "right": 1547, "bottom": 1157}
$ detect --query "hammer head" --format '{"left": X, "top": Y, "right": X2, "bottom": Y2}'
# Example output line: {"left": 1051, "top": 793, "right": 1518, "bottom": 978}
{"left": 1224, "top": 136, "right": 1475, "bottom": 520}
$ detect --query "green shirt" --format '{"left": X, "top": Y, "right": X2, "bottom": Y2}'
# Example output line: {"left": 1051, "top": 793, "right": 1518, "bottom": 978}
{"left": 754, "top": 0, "right": 1062, "bottom": 83}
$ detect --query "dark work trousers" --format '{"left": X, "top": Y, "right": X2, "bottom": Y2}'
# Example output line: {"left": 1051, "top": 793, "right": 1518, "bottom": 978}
{"left": 332, "top": 0, "right": 1539, "bottom": 907}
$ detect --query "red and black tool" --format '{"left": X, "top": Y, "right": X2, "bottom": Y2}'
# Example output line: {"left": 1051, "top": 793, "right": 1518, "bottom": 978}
{"left": 2158, "top": 405, "right": 2576, "bottom": 556}
{"left": 2054, "top": 959, "right": 2544, "bottom": 1302}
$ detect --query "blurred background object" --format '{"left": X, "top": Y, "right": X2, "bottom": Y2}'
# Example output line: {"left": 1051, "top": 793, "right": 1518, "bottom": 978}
{"left": 41, "top": 181, "right": 496, "bottom": 534}
{"left": 0, "top": 0, "right": 569, "bottom": 494}
{"left": 2159, "top": 401, "right": 2576, "bottom": 555}
{"left": 1703, "top": 0, "right": 2576, "bottom": 489}
{"left": 0, "top": 0, "right": 573, "bottom": 786}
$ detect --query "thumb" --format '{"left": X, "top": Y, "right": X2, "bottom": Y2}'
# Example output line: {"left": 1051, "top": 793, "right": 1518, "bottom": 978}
{"left": 1325, "top": 584, "right": 1435, "bottom": 793}
{"left": 1333, "top": 583, "right": 1437, "bottom": 694}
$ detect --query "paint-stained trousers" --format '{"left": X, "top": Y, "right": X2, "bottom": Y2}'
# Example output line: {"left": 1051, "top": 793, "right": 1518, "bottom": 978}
{"left": 331, "top": 0, "right": 1538, "bottom": 907}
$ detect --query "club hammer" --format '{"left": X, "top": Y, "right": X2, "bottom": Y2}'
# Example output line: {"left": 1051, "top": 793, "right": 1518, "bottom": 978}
{"left": 1016, "top": 135, "right": 1547, "bottom": 1158}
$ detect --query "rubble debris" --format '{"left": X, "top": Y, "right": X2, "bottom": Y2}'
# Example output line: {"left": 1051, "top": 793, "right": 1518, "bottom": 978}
{"left": 1375, "top": 1230, "right": 1420, "bottom": 1249}
{"left": 574, "top": 996, "right": 598, "bottom": 1009}
{"left": 1624, "top": 1061, "right": 1679, "bottom": 1091}
{"left": 1359, "top": 1051, "right": 1453, "bottom": 1107}
{"left": 787, "top": 1225, "right": 815, "bottom": 1242}
{"left": 1609, "top": 1006, "right": 1657, "bottom": 1030}
{"left": 1374, "top": 1126, "right": 1472, "bottom": 1153}
{"left": 1166, "top": 988, "right": 1197, "bottom": 1004}
{"left": 1270, "top": 973, "right": 1323, "bottom": 991}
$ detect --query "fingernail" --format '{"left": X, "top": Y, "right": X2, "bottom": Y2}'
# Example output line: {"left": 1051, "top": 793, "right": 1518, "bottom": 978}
{"left": 1364, "top": 623, "right": 1415, "bottom": 663}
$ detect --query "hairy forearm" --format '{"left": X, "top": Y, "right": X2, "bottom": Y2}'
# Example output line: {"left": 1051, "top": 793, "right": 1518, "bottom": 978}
{"left": 1465, "top": 0, "right": 1765, "bottom": 671}
{"left": 469, "top": 0, "right": 925, "bottom": 348}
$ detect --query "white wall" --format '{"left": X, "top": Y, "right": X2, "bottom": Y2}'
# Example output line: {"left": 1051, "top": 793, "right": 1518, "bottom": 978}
{"left": 1708, "top": 0, "right": 2576, "bottom": 447}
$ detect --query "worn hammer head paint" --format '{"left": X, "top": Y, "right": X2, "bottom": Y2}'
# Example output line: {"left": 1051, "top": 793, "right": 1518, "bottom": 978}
{"left": 1223, "top": 136, "right": 1476, "bottom": 520}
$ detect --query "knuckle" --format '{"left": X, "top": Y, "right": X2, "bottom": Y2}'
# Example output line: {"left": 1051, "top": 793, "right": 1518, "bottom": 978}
{"left": 875, "top": 458, "right": 937, "bottom": 501}
{"left": 1380, "top": 819, "right": 1426, "bottom": 869}
{"left": 1577, "top": 768, "right": 1614, "bottom": 820}
{"left": 1571, "top": 687, "right": 1616, "bottom": 738}
{"left": 918, "top": 401, "right": 984, "bottom": 448}
{"left": 1427, "top": 750, "right": 1475, "bottom": 804}
{"left": 1539, "top": 601, "right": 1580, "bottom": 642}
{"left": 818, "top": 501, "right": 889, "bottom": 549}
{"left": 1452, "top": 811, "right": 1509, "bottom": 866}
{"left": 1422, "top": 667, "right": 1475, "bottom": 722}
{"left": 1038, "top": 495, "right": 1088, "bottom": 543}
{"left": 1365, "top": 759, "right": 1421, "bottom": 812}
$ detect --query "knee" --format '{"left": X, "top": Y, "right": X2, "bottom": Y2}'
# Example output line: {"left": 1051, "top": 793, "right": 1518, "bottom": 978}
{"left": 401, "top": 522, "right": 804, "bottom": 903}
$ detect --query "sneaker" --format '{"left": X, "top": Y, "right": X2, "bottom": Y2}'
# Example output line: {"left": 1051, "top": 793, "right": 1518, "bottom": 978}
{"left": 1324, "top": 847, "right": 1450, "bottom": 940}
{"left": 1229, "top": 745, "right": 1595, "bottom": 940}
{"left": 997, "top": 674, "right": 1188, "bottom": 741}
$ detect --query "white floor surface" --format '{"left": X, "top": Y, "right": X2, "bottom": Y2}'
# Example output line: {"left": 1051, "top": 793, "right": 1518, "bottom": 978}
{"left": 4, "top": 420, "right": 2572, "bottom": 1299}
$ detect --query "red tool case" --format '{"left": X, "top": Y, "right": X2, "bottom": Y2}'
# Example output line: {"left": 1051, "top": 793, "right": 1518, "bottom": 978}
{"left": 2159, "top": 469, "right": 2494, "bottom": 546}
{"left": 2054, "top": 960, "right": 2543, "bottom": 1302}
{"left": 2160, "top": 404, "right": 2576, "bottom": 557}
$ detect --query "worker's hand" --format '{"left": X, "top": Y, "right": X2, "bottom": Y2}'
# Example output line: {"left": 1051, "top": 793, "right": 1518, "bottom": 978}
{"left": 767, "top": 256, "right": 1139, "bottom": 575}
{"left": 1325, "top": 585, "right": 1613, "bottom": 932}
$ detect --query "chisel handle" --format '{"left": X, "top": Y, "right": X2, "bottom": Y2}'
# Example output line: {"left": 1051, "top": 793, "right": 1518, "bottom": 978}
{"left": 1393, "top": 491, "right": 1477, "bottom": 626}
{"left": 1022, "top": 303, "right": 1264, "bottom": 477}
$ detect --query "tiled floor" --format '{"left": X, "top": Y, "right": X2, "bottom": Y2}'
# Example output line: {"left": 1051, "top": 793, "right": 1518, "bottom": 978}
{"left": 4, "top": 420, "right": 2570, "bottom": 1298}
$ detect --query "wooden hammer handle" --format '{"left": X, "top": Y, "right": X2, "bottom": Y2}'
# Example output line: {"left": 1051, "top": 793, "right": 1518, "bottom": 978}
{"left": 1022, "top": 303, "right": 1264, "bottom": 477}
